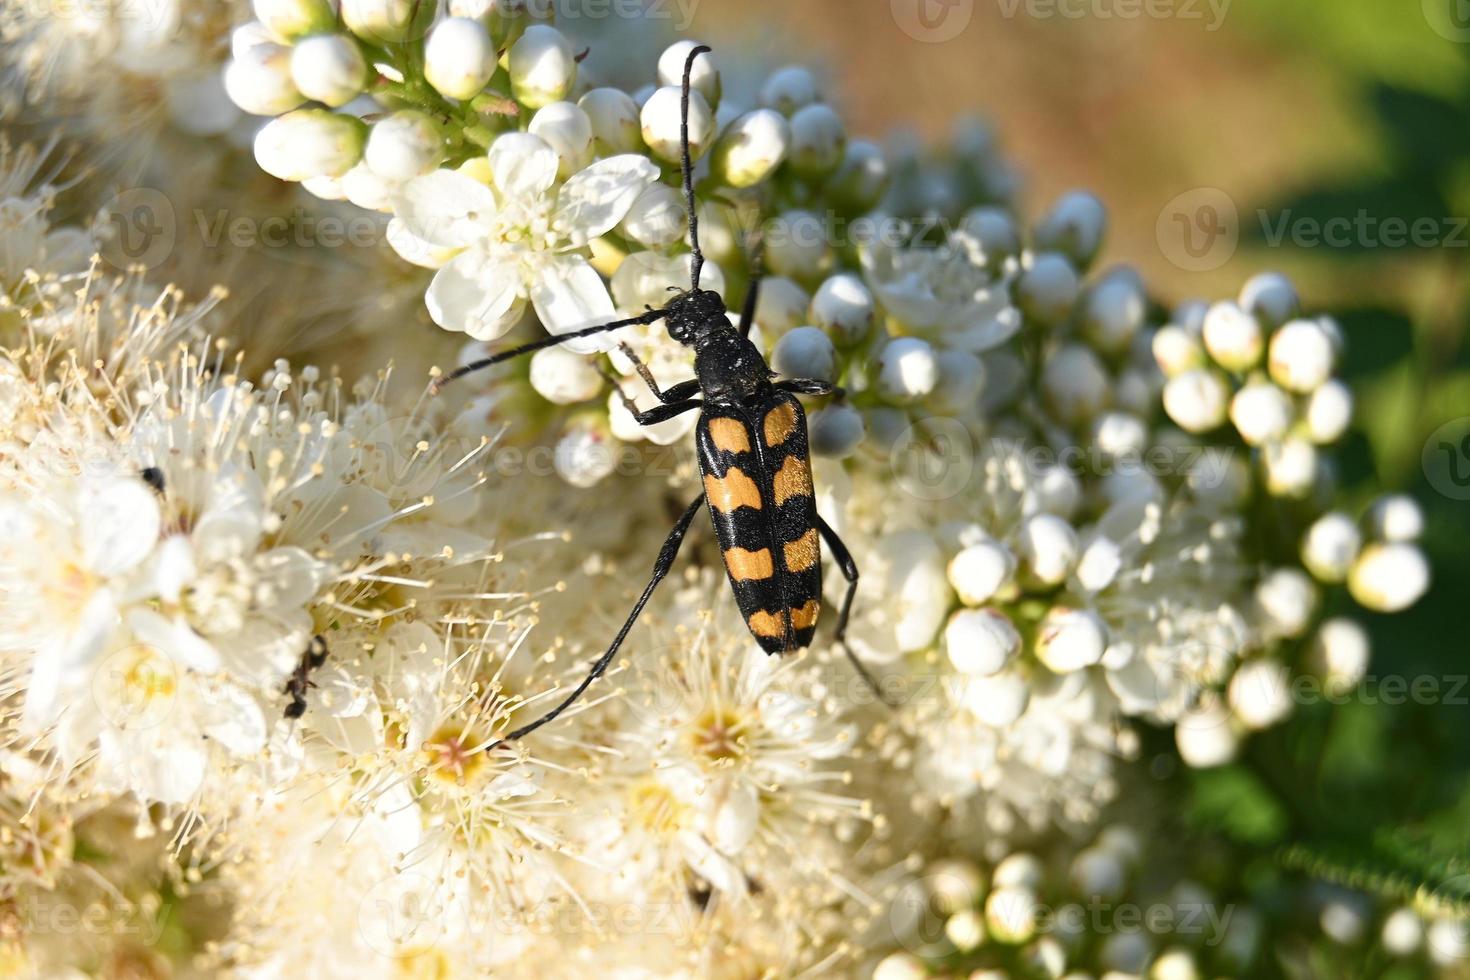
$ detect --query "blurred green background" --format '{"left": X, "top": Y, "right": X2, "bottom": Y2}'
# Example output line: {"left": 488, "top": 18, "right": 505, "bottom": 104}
{"left": 685, "top": 0, "right": 1470, "bottom": 938}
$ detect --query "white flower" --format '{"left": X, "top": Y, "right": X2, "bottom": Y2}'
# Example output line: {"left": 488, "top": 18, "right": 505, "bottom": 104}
{"left": 1365, "top": 494, "right": 1424, "bottom": 542}
{"left": 1301, "top": 512, "right": 1361, "bottom": 582}
{"left": 341, "top": 0, "right": 420, "bottom": 43}
{"left": 392, "top": 133, "right": 659, "bottom": 345}
{"left": 1228, "top": 659, "right": 1293, "bottom": 729}
{"left": 1163, "top": 369, "right": 1228, "bottom": 433}
{"left": 254, "top": 109, "right": 366, "bottom": 182}
{"left": 424, "top": 16, "right": 497, "bottom": 100}
{"left": 1305, "top": 378, "right": 1353, "bottom": 443}
{"left": 289, "top": 33, "right": 368, "bottom": 108}
{"left": 1348, "top": 542, "right": 1430, "bottom": 612}
{"left": 1230, "top": 381, "right": 1293, "bottom": 446}
{"left": 1269, "top": 318, "right": 1336, "bottom": 392}
{"left": 1035, "top": 607, "right": 1108, "bottom": 674}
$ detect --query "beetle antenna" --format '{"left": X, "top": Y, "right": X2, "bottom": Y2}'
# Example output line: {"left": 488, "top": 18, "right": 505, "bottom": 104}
{"left": 431, "top": 309, "right": 664, "bottom": 393}
{"left": 681, "top": 44, "right": 711, "bottom": 291}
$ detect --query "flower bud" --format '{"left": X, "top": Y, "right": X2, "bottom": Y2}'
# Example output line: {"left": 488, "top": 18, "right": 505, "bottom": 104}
{"left": 253, "top": 0, "right": 335, "bottom": 42}
{"left": 1263, "top": 437, "right": 1318, "bottom": 498}
{"left": 872, "top": 953, "right": 926, "bottom": 980}
{"left": 529, "top": 347, "right": 602, "bottom": 405}
{"left": 656, "top": 40, "right": 720, "bottom": 105}
{"left": 289, "top": 33, "right": 368, "bottom": 108}
{"left": 710, "top": 109, "right": 790, "bottom": 188}
{"left": 1301, "top": 512, "right": 1361, "bottom": 583}
{"left": 620, "top": 183, "right": 686, "bottom": 248}
{"left": 341, "top": 0, "right": 422, "bottom": 43}
{"left": 1176, "top": 701, "right": 1237, "bottom": 768}
{"left": 425, "top": 17, "right": 497, "bottom": 101}
{"left": 1071, "top": 847, "right": 1127, "bottom": 898}
{"left": 932, "top": 350, "right": 986, "bottom": 416}
{"left": 1238, "top": 270, "right": 1299, "bottom": 328}
{"left": 985, "top": 887, "right": 1038, "bottom": 944}
{"left": 1364, "top": 494, "right": 1423, "bottom": 543}
{"left": 829, "top": 140, "right": 889, "bottom": 213}
{"left": 340, "top": 161, "right": 398, "bottom": 211}
{"left": 579, "top": 87, "right": 643, "bottom": 155}
{"left": 787, "top": 103, "right": 845, "bottom": 178}
{"left": 508, "top": 24, "right": 576, "bottom": 109}
{"left": 1041, "top": 344, "right": 1110, "bottom": 425}
{"left": 958, "top": 206, "right": 1021, "bottom": 262}
{"left": 1017, "top": 514, "right": 1078, "bottom": 587}
{"left": 1269, "top": 318, "right": 1335, "bottom": 393}
{"left": 1152, "top": 324, "right": 1206, "bottom": 377}
{"left": 1228, "top": 660, "right": 1293, "bottom": 729}
{"left": 1305, "top": 378, "right": 1352, "bottom": 443}
{"left": 1017, "top": 252, "right": 1081, "bottom": 325}
{"left": 1255, "top": 567, "right": 1316, "bottom": 637}
{"left": 1034, "top": 190, "right": 1106, "bottom": 269}
{"left": 945, "top": 608, "right": 1020, "bottom": 676}
{"left": 224, "top": 44, "right": 303, "bottom": 116}
{"left": 1229, "top": 381, "right": 1292, "bottom": 446}
{"left": 964, "top": 669, "right": 1029, "bottom": 726}
{"left": 528, "top": 102, "right": 593, "bottom": 176}
{"left": 1035, "top": 607, "right": 1108, "bottom": 673}
{"left": 640, "top": 85, "right": 714, "bottom": 163}
{"left": 231, "top": 21, "right": 275, "bottom": 59}
{"left": 753, "top": 276, "right": 809, "bottom": 335}
{"left": 993, "top": 853, "right": 1044, "bottom": 891}
{"left": 1162, "top": 369, "right": 1228, "bottom": 433}
{"left": 1382, "top": 909, "right": 1424, "bottom": 957}
{"left": 810, "top": 273, "right": 874, "bottom": 347}
{"left": 771, "top": 326, "right": 836, "bottom": 383}
{"left": 1349, "top": 542, "right": 1429, "bottom": 612}
{"left": 875, "top": 337, "right": 938, "bottom": 404}
{"left": 1306, "top": 618, "right": 1369, "bottom": 696}
{"left": 364, "top": 111, "right": 442, "bottom": 181}
{"left": 759, "top": 65, "right": 819, "bottom": 115}
{"left": 254, "top": 109, "right": 366, "bottom": 181}
{"left": 1201, "top": 300, "right": 1263, "bottom": 371}
{"left": 555, "top": 418, "right": 618, "bottom": 488}
{"left": 808, "top": 404, "right": 865, "bottom": 457}
{"left": 1080, "top": 266, "right": 1147, "bottom": 353}
{"left": 764, "top": 210, "right": 831, "bottom": 283}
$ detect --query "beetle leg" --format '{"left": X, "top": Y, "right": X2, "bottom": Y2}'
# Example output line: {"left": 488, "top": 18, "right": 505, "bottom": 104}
{"left": 495, "top": 494, "right": 706, "bottom": 744}
{"left": 816, "top": 515, "right": 897, "bottom": 709}
{"left": 776, "top": 379, "right": 844, "bottom": 398}
{"left": 616, "top": 343, "right": 701, "bottom": 405}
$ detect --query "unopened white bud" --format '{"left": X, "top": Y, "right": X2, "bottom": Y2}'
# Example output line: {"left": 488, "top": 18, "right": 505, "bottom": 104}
{"left": 945, "top": 909, "right": 986, "bottom": 952}
{"left": 253, "top": 0, "right": 334, "bottom": 41}
{"left": 231, "top": 21, "right": 275, "bottom": 58}
{"left": 1305, "top": 379, "right": 1352, "bottom": 443}
{"left": 1364, "top": 494, "right": 1424, "bottom": 543}
{"left": 339, "top": 161, "right": 398, "bottom": 211}
{"left": 1036, "top": 607, "right": 1108, "bottom": 673}
{"left": 1239, "top": 271, "right": 1300, "bottom": 328}
{"left": 289, "top": 33, "right": 367, "bottom": 108}
{"left": 1230, "top": 381, "right": 1293, "bottom": 446}
{"left": 1269, "top": 318, "right": 1335, "bottom": 393}
{"left": 641, "top": 85, "right": 714, "bottom": 163}
{"left": 579, "top": 88, "right": 643, "bottom": 155}
{"left": 1176, "top": 701, "right": 1238, "bottom": 767}
{"left": 1152, "top": 324, "right": 1206, "bottom": 377}
{"left": 508, "top": 24, "right": 576, "bottom": 109}
{"left": 932, "top": 350, "right": 986, "bottom": 416}
{"left": 528, "top": 101, "right": 593, "bottom": 176}
{"left": 1081, "top": 267, "right": 1147, "bottom": 353}
{"left": 759, "top": 65, "right": 820, "bottom": 116}
{"left": 1263, "top": 437, "right": 1319, "bottom": 498}
{"left": 959, "top": 206, "right": 1021, "bottom": 261}
{"left": 425, "top": 17, "right": 496, "bottom": 100}
{"left": 554, "top": 419, "right": 617, "bottom": 488}
{"left": 765, "top": 210, "right": 830, "bottom": 283}
{"left": 829, "top": 139, "right": 889, "bottom": 212}
{"left": 787, "top": 103, "right": 845, "bottom": 178}
{"left": 254, "top": 109, "right": 366, "bottom": 181}
{"left": 529, "top": 347, "right": 602, "bottom": 405}
{"left": 1307, "top": 618, "right": 1370, "bottom": 696}
{"left": 1071, "top": 847, "right": 1127, "bottom": 899}
{"left": 753, "top": 277, "right": 809, "bottom": 334}
{"left": 1256, "top": 567, "right": 1316, "bottom": 638}
{"left": 224, "top": 44, "right": 303, "bottom": 116}
{"left": 965, "top": 670, "right": 1030, "bottom": 727}
{"left": 364, "top": 111, "right": 442, "bottom": 181}
{"left": 993, "top": 853, "right": 1044, "bottom": 891}
{"left": 771, "top": 326, "right": 836, "bottom": 382}
{"left": 876, "top": 337, "right": 938, "bottom": 404}
{"left": 1152, "top": 948, "right": 1201, "bottom": 980}
{"left": 1349, "top": 542, "right": 1429, "bottom": 613}
{"left": 620, "top": 183, "right": 686, "bottom": 248}
{"left": 1202, "top": 300, "right": 1264, "bottom": 371}
{"left": 808, "top": 404, "right": 865, "bottom": 457}
{"left": 1301, "top": 512, "right": 1361, "bottom": 583}
{"left": 810, "top": 274, "right": 874, "bottom": 347}
{"left": 1035, "top": 190, "right": 1107, "bottom": 269}
{"left": 1162, "top": 369, "right": 1228, "bottom": 433}
{"left": 657, "top": 40, "right": 720, "bottom": 105}
{"left": 1041, "top": 344, "right": 1110, "bottom": 425}
{"left": 710, "top": 109, "right": 789, "bottom": 188}
{"left": 1228, "top": 659, "right": 1293, "bottom": 729}
{"left": 872, "top": 953, "right": 927, "bottom": 980}
{"left": 945, "top": 608, "right": 1020, "bottom": 676}
{"left": 1017, "top": 514, "right": 1078, "bottom": 587}
{"left": 1382, "top": 909, "right": 1425, "bottom": 957}
{"left": 985, "top": 887, "right": 1039, "bottom": 944}
{"left": 341, "top": 0, "right": 421, "bottom": 43}
{"left": 1018, "top": 252, "right": 1082, "bottom": 325}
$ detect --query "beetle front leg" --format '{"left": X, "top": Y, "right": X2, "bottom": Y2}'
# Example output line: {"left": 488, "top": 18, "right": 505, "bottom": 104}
{"left": 616, "top": 342, "right": 700, "bottom": 405}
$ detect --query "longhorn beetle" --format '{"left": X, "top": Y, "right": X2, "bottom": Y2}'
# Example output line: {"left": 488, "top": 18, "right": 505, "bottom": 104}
{"left": 434, "top": 46, "right": 887, "bottom": 742}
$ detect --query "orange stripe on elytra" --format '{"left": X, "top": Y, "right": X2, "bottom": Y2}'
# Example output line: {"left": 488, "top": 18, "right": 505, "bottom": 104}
{"left": 724, "top": 546, "right": 774, "bottom": 581}
{"left": 772, "top": 455, "right": 813, "bottom": 506}
{"left": 762, "top": 402, "right": 798, "bottom": 447}
{"left": 707, "top": 417, "right": 752, "bottom": 454}
{"left": 790, "top": 600, "right": 821, "bottom": 631}
{"left": 748, "top": 609, "right": 786, "bottom": 638}
{"left": 703, "top": 469, "right": 762, "bottom": 513}
{"left": 782, "top": 528, "right": 820, "bottom": 573}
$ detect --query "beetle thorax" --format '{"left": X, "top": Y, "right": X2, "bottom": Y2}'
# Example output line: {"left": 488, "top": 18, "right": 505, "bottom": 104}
{"left": 693, "top": 331, "right": 771, "bottom": 403}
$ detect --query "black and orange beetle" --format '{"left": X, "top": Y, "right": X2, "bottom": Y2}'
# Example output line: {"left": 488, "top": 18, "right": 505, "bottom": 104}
{"left": 434, "top": 46, "right": 885, "bottom": 742}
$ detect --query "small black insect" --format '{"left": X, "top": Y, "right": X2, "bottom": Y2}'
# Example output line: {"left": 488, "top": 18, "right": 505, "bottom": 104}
{"left": 435, "top": 46, "right": 887, "bottom": 742}
{"left": 283, "top": 634, "right": 329, "bottom": 720}
{"left": 140, "top": 466, "right": 166, "bottom": 495}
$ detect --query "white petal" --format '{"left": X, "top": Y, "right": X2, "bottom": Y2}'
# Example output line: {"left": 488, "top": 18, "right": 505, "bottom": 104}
{"left": 127, "top": 608, "right": 222, "bottom": 674}
{"left": 552, "top": 155, "right": 660, "bottom": 243}
{"left": 198, "top": 681, "right": 268, "bottom": 755}
{"left": 193, "top": 468, "right": 266, "bottom": 564}
{"left": 81, "top": 478, "right": 160, "bottom": 576}
{"left": 386, "top": 217, "right": 456, "bottom": 269}
{"left": 528, "top": 254, "right": 617, "bottom": 354}
{"left": 426, "top": 250, "right": 524, "bottom": 340}
{"left": 487, "top": 132, "right": 559, "bottom": 198}
{"left": 394, "top": 170, "right": 499, "bottom": 248}
{"left": 146, "top": 535, "right": 196, "bottom": 604}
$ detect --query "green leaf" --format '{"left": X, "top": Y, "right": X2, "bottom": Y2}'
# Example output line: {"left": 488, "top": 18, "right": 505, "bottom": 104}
{"left": 1189, "top": 766, "right": 1290, "bottom": 846}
